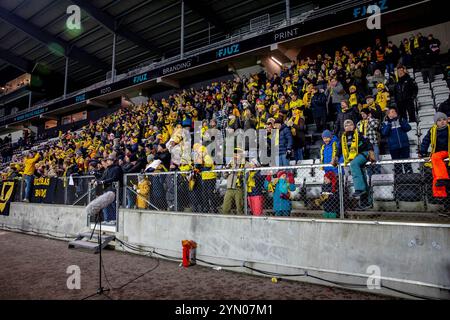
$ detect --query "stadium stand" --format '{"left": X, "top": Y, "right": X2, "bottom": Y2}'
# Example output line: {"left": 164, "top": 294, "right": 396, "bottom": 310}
{"left": 0, "top": 27, "right": 449, "bottom": 219}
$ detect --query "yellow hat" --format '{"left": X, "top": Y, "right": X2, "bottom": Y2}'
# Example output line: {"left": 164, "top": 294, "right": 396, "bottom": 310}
{"left": 350, "top": 85, "right": 357, "bottom": 92}
{"left": 377, "top": 83, "right": 385, "bottom": 90}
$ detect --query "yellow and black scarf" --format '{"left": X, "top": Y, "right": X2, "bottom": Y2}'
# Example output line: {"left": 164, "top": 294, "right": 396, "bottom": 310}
{"left": 341, "top": 130, "right": 359, "bottom": 165}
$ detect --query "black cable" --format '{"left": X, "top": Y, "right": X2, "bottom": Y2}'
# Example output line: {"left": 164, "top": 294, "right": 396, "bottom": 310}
{"left": 195, "top": 257, "right": 242, "bottom": 268}
{"left": 101, "top": 254, "right": 160, "bottom": 292}
{"left": 381, "top": 284, "right": 439, "bottom": 300}
{"left": 243, "top": 265, "right": 307, "bottom": 277}
{"left": 2, "top": 229, "right": 440, "bottom": 300}
{"left": 115, "top": 237, "right": 442, "bottom": 300}
{"left": 0, "top": 225, "right": 73, "bottom": 240}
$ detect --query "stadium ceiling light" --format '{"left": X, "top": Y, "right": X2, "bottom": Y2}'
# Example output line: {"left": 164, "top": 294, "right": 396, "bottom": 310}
{"left": 270, "top": 56, "right": 283, "bottom": 66}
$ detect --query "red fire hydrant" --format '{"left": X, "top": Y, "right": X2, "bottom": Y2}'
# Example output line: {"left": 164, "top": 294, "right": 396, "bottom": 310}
{"left": 182, "top": 240, "right": 197, "bottom": 267}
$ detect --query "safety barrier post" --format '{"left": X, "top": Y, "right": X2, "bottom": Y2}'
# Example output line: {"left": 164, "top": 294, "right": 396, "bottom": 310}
{"left": 115, "top": 181, "right": 120, "bottom": 232}
{"left": 174, "top": 172, "right": 178, "bottom": 213}
{"left": 122, "top": 174, "right": 128, "bottom": 209}
{"left": 243, "top": 168, "right": 248, "bottom": 215}
{"left": 63, "top": 177, "right": 68, "bottom": 205}
{"left": 338, "top": 164, "right": 345, "bottom": 219}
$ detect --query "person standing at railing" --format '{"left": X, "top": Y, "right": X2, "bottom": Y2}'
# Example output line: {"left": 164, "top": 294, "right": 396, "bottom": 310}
{"left": 419, "top": 112, "right": 450, "bottom": 198}
{"left": 315, "top": 171, "right": 339, "bottom": 219}
{"left": 135, "top": 175, "right": 150, "bottom": 210}
{"left": 193, "top": 143, "right": 217, "bottom": 213}
{"left": 332, "top": 119, "right": 376, "bottom": 201}
{"left": 320, "top": 130, "right": 339, "bottom": 175}
{"left": 22, "top": 150, "right": 40, "bottom": 202}
{"left": 245, "top": 159, "right": 265, "bottom": 216}
{"left": 97, "top": 154, "right": 123, "bottom": 224}
{"left": 264, "top": 170, "right": 295, "bottom": 217}
{"left": 381, "top": 106, "right": 413, "bottom": 175}
{"left": 222, "top": 148, "right": 246, "bottom": 215}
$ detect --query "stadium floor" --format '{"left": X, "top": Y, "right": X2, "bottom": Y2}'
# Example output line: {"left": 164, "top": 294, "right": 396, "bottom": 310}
{"left": 0, "top": 231, "right": 391, "bottom": 300}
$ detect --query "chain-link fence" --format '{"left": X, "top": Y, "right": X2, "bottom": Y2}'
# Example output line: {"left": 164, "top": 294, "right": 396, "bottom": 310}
{"left": 123, "top": 159, "right": 450, "bottom": 223}
{"left": 4, "top": 158, "right": 449, "bottom": 224}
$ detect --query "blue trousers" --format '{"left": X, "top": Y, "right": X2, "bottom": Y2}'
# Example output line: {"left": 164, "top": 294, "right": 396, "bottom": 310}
{"left": 24, "top": 175, "right": 34, "bottom": 200}
{"left": 126, "top": 189, "right": 136, "bottom": 208}
{"left": 294, "top": 148, "right": 304, "bottom": 162}
{"left": 102, "top": 201, "right": 116, "bottom": 221}
{"left": 349, "top": 152, "right": 369, "bottom": 192}
{"left": 279, "top": 154, "right": 290, "bottom": 167}
{"left": 275, "top": 210, "right": 291, "bottom": 217}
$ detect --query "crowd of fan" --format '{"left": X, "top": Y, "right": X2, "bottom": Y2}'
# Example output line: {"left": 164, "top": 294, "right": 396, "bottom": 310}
{"left": 1, "top": 32, "right": 449, "bottom": 220}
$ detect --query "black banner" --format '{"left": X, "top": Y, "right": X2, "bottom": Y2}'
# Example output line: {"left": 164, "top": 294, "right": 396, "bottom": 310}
{"left": 0, "top": 180, "right": 17, "bottom": 216}
{"left": 30, "top": 177, "right": 58, "bottom": 204}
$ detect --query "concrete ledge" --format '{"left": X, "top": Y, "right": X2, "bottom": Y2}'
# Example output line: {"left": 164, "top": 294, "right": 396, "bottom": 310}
{"left": 117, "top": 209, "right": 450, "bottom": 299}
{"left": 0, "top": 202, "right": 88, "bottom": 238}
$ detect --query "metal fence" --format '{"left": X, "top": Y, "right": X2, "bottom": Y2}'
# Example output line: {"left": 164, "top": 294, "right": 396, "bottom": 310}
{"left": 4, "top": 158, "right": 449, "bottom": 223}
{"left": 122, "top": 159, "right": 450, "bottom": 222}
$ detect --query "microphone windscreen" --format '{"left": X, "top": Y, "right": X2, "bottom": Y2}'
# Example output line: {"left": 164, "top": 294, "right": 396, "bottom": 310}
{"left": 85, "top": 191, "right": 116, "bottom": 216}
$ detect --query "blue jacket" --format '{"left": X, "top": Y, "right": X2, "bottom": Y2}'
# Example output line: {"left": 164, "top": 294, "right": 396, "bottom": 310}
{"left": 278, "top": 124, "right": 293, "bottom": 154}
{"left": 380, "top": 118, "right": 411, "bottom": 151}
{"left": 320, "top": 135, "right": 340, "bottom": 173}
{"left": 264, "top": 178, "right": 296, "bottom": 212}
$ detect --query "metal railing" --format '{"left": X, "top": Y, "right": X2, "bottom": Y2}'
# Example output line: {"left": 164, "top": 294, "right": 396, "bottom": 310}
{"left": 121, "top": 158, "right": 450, "bottom": 222}
{"left": 3, "top": 157, "right": 448, "bottom": 224}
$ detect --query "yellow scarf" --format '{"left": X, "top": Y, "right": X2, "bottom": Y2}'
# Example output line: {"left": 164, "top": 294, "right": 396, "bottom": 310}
{"left": 320, "top": 141, "right": 337, "bottom": 164}
{"left": 404, "top": 41, "right": 411, "bottom": 55}
{"left": 247, "top": 171, "right": 257, "bottom": 193}
{"left": 426, "top": 124, "right": 450, "bottom": 168}
{"left": 358, "top": 120, "right": 368, "bottom": 137}
{"left": 341, "top": 131, "right": 359, "bottom": 165}
{"left": 256, "top": 112, "right": 267, "bottom": 129}
{"left": 349, "top": 93, "right": 358, "bottom": 108}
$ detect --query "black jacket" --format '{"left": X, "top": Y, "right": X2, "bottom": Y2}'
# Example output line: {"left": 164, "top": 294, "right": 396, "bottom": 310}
{"left": 420, "top": 126, "right": 449, "bottom": 156}
{"left": 438, "top": 97, "right": 450, "bottom": 117}
{"left": 334, "top": 107, "right": 360, "bottom": 137}
{"left": 394, "top": 74, "right": 418, "bottom": 104}
{"left": 154, "top": 150, "right": 171, "bottom": 171}
{"left": 310, "top": 92, "right": 327, "bottom": 118}
{"left": 100, "top": 164, "right": 123, "bottom": 192}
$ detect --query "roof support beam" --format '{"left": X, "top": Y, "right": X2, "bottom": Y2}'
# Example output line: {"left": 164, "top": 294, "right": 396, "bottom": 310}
{"left": 0, "top": 47, "right": 33, "bottom": 73}
{"left": 0, "top": 7, "right": 110, "bottom": 72}
{"left": 184, "top": 0, "right": 230, "bottom": 34}
{"left": 70, "top": 0, "right": 163, "bottom": 55}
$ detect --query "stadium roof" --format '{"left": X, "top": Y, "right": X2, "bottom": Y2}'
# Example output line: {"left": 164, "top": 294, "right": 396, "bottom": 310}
{"left": 0, "top": 0, "right": 333, "bottom": 87}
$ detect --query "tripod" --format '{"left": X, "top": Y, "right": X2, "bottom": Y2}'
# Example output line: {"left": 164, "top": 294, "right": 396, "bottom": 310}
{"left": 82, "top": 211, "right": 112, "bottom": 300}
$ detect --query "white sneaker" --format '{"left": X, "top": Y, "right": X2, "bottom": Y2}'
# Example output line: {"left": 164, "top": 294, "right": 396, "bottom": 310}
{"left": 22, "top": 198, "right": 29, "bottom": 203}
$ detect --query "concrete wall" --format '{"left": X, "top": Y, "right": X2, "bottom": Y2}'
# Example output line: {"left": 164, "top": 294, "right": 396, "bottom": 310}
{"left": 0, "top": 203, "right": 88, "bottom": 238}
{"left": 118, "top": 210, "right": 450, "bottom": 299}
{"left": 1, "top": 203, "right": 449, "bottom": 299}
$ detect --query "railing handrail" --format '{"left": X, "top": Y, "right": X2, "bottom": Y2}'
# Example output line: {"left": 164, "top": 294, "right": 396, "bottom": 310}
{"left": 122, "top": 158, "right": 449, "bottom": 179}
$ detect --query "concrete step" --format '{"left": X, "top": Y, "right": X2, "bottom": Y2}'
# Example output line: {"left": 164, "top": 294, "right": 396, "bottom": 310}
{"left": 68, "top": 232, "right": 115, "bottom": 253}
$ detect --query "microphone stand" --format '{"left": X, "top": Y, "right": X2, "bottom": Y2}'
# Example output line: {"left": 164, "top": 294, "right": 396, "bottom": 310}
{"left": 82, "top": 183, "right": 112, "bottom": 300}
